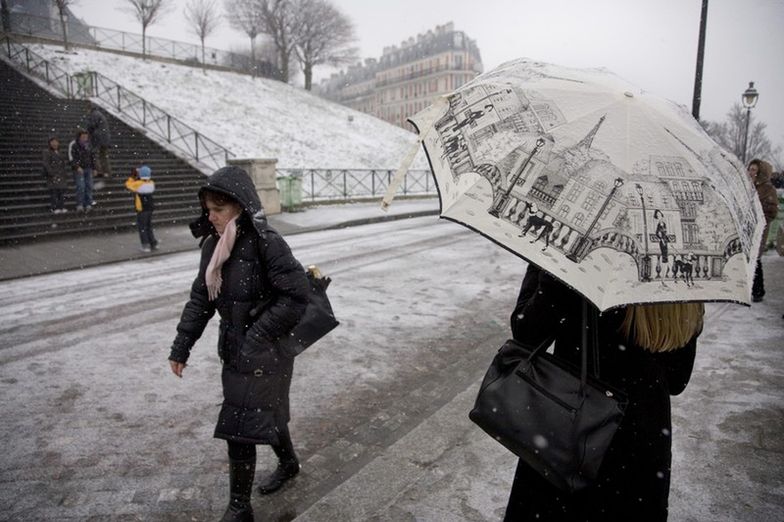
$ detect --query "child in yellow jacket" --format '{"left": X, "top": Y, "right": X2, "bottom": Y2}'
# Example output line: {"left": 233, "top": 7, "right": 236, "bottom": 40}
{"left": 125, "top": 165, "right": 158, "bottom": 252}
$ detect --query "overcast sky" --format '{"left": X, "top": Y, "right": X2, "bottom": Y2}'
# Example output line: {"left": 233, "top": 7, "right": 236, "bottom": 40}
{"left": 71, "top": 0, "right": 784, "bottom": 156}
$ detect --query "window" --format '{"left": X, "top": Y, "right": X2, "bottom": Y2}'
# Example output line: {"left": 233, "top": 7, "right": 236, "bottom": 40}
{"left": 574, "top": 212, "right": 585, "bottom": 227}
{"left": 656, "top": 162, "right": 666, "bottom": 177}
{"left": 582, "top": 191, "right": 600, "bottom": 212}
{"left": 674, "top": 163, "right": 684, "bottom": 177}
{"left": 559, "top": 204, "right": 570, "bottom": 216}
{"left": 566, "top": 184, "right": 581, "bottom": 202}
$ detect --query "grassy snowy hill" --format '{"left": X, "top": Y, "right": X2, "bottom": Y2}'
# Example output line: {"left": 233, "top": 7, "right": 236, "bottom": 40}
{"left": 33, "top": 44, "right": 427, "bottom": 170}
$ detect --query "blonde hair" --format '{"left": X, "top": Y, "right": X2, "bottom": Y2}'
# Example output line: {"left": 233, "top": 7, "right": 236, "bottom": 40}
{"left": 620, "top": 303, "right": 704, "bottom": 352}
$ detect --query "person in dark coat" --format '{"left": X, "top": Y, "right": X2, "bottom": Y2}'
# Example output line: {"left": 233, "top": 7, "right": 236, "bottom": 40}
{"left": 168, "top": 166, "right": 309, "bottom": 522}
{"left": 42, "top": 136, "right": 69, "bottom": 213}
{"left": 84, "top": 103, "right": 112, "bottom": 177}
{"left": 747, "top": 159, "right": 779, "bottom": 302}
{"left": 67, "top": 129, "right": 96, "bottom": 212}
{"left": 504, "top": 264, "right": 704, "bottom": 521}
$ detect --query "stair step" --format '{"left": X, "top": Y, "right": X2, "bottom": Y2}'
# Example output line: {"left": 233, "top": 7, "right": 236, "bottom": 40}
{"left": 0, "top": 60, "right": 211, "bottom": 243}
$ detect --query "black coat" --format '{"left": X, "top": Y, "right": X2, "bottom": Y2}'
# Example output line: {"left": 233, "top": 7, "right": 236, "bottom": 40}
{"left": 42, "top": 148, "right": 68, "bottom": 189}
{"left": 169, "top": 166, "right": 309, "bottom": 445}
{"left": 85, "top": 109, "right": 111, "bottom": 147}
{"left": 68, "top": 139, "right": 96, "bottom": 171}
{"left": 504, "top": 265, "right": 699, "bottom": 522}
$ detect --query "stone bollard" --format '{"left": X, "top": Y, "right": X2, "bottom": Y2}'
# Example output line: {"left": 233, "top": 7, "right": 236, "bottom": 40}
{"left": 227, "top": 158, "right": 281, "bottom": 215}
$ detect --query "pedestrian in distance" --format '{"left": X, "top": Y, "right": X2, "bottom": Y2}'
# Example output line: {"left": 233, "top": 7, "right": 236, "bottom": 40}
{"left": 42, "top": 136, "right": 69, "bottom": 214}
{"left": 747, "top": 159, "right": 779, "bottom": 302}
{"left": 125, "top": 165, "right": 157, "bottom": 252}
{"left": 168, "top": 166, "right": 309, "bottom": 522}
{"left": 67, "top": 129, "right": 96, "bottom": 212}
{"left": 504, "top": 264, "right": 704, "bottom": 521}
{"left": 84, "top": 102, "right": 112, "bottom": 178}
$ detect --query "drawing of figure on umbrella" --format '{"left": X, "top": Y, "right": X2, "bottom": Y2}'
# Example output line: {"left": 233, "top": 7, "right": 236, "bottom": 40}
{"left": 653, "top": 209, "right": 670, "bottom": 262}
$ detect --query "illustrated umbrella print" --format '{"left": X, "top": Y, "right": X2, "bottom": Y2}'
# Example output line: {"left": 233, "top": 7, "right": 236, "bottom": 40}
{"left": 407, "top": 59, "right": 765, "bottom": 312}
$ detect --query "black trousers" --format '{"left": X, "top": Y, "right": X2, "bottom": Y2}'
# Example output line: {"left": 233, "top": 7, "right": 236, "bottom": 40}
{"left": 136, "top": 210, "right": 157, "bottom": 247}
{"left": 49, "top": 188, "right": 65, "bottom": 210}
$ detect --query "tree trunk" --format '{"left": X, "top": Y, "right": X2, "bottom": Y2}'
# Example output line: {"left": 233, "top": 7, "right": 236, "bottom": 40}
{"left": 303, "top": 62, "right": 312, "bottom": 91}
{"left": 58, "top": 11, "right": 70, "bottom": 51}
{"left": 249, "top": 35, "right": 256, "bottom": 77}
{"left": 0, "top": 0, "right": 10, "bottom": 33}
{"left": 142, "top": 26, "right": 147, "bottom": 57}
{"left": 279, "top": 49, "right": 289, "bottom": 83}
{"left": 201, "top": 37, "right": 206, "bottom": 74}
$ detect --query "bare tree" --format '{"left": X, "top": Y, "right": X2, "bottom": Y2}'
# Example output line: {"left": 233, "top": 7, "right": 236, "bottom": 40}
{"left": 702, "top": 103, "right": 783, "bottom": 169}
{"left": 293, "top": 0, "right": 356, "bottom": 90}
{"left": 184, "top": 0, "right": 221, "bottom": 72}
{"left": 256, "top": 0, "right": 300, "bottom": 83}
{"left": 225, "top": 0, "right": 264, "bottom": 76}
{"left": 52, "top": 0, "right": 77, "bottom": 51}
{"left": 119, "top": 0, "right": 173, "bottom": 57}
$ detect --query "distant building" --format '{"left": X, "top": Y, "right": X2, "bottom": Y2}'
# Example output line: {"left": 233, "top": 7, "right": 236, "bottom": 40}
{"left": 318, "top": 22, "right": 483, "bottom": 129}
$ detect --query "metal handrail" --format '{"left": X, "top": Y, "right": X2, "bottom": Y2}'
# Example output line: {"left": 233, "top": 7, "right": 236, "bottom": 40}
{"left": 6, "top": 12, "right": 281, "bottom": 80}
{"left": 1, "top": 36, "right": 233, "bottom": 172}
{"left": 277, "top": 168, "right": 435, "bottom": 202}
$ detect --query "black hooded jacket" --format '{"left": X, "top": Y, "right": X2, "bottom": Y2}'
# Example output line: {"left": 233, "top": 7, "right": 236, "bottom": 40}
{"left": 168, "top": 166, "right": 309, "bottom": 444}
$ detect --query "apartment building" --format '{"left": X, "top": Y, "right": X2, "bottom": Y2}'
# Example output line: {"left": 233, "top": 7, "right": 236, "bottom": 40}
{"left": 319, "top": 22, "right": 483, "bottom": 129}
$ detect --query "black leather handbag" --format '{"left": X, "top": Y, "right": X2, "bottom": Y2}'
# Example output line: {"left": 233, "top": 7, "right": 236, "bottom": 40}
{"left": 277, "top": 269, "right": 339, "bottom": 358}
{"left": 469, "top": 302, "right": 627, "bottom": 492}
{"left": 251, "top": 267, "right": 339, "bottom": 359}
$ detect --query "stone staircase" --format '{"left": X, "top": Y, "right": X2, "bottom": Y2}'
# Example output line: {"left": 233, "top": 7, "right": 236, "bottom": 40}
{"left": 0, "top": 59, "right": 206, "bottom": 244}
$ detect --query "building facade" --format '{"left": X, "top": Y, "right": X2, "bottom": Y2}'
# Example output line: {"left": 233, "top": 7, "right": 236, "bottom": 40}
{"left": 318, "top": 22, "right": 483, "bottom": 129}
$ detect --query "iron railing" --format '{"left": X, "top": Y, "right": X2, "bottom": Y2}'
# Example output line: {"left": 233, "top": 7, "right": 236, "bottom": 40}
{"left": 277, "top": 169, "right": 435, "bottom": 202}
{"left": 1, "top": 37, "right": 233, "bottom": 171}
{"left": 6, "top": 12, "right": 281, "bottom": 80}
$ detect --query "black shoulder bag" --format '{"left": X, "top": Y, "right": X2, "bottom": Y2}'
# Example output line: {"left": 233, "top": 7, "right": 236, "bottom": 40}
{"left": 252, "top": 236, "right": 339, "bottom": 358}
{"left": 469, "top": 301, "right": 627, "bottom": 492}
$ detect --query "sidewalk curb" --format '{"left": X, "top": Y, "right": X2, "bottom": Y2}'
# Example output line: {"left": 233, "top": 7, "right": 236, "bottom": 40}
{"left": 0, "top": 209, "right": 440, "bottom": 282}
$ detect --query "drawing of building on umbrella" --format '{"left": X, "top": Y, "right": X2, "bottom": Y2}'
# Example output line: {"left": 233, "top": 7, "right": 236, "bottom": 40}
{"left": 431, "top": 84, "right": 751, "bottom": 286}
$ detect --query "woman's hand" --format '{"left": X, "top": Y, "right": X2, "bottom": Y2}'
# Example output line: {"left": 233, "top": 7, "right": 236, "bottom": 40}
{"left": 169, "top": 360, "right": 187, "bottom": 378}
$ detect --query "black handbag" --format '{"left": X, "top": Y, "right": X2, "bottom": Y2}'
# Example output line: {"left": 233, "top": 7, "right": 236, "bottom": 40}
{"left": 251, "top": 267, "right": 339, "bottom": 358}
{"left": 469, "top": 302, "right": 627, "bottom": 492}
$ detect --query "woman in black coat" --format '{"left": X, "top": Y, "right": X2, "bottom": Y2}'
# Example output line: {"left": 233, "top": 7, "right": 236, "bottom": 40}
{"left": 504, "top": 264, "right": 703, "bottom": 521}
{"left": 168, "top": 166, "right": 309, "bottom": 522}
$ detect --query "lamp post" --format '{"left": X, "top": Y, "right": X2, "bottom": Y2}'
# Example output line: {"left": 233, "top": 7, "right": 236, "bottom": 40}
{"left": 740, "top": 81, "right": 759, "bottom": 165}
{"left": 488, "top": 137, "right": 546, "bottom": 218}
{"left": 635, "top": 183, "right": 651, "bottom": 281}
{"left": 566, "top": 177, "right": 624, "bottom": 262}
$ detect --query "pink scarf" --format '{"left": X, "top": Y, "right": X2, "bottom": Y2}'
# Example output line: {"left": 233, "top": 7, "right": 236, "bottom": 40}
{"left": 205, "top": 216, "right": 238, "bottom": 301}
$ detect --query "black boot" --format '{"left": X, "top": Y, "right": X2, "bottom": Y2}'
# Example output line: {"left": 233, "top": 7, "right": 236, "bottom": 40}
{"left": 221, "top": 458, "right": 255, "bottom": 522}
{"left": 257, "top": 432, "right": 299, "bottom": 495}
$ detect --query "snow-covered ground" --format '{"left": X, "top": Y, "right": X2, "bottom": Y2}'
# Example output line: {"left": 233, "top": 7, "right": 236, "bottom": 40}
{"left": 32, "top": 44, "right": 428, "bottom": 170}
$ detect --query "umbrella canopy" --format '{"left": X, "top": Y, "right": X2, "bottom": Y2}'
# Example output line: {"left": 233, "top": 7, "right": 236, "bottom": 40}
{"left": 409, "top": 59, "right": 765, "bottom": 311}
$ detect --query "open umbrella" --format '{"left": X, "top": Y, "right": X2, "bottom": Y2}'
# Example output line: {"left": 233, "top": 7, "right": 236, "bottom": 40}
{"left": 407, "top": 59, "right": 764, "bottom": 311}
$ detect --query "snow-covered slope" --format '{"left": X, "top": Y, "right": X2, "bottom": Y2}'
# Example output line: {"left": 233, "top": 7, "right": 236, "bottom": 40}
{"left": 33, "top": 44, "right": 427, "bottom": 170}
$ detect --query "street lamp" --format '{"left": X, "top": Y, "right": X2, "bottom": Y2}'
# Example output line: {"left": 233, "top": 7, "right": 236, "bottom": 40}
{"left": 741, "top": 81, "right": 759, "bottom": 165}
{"left": 488, "top": 137, "right": 546, "bottom": 218}
{"left": 635, "top": 183, "right": 651, "bottom": 281}
{"left": 566, "top": 177, "right": 624, "bottom": 262}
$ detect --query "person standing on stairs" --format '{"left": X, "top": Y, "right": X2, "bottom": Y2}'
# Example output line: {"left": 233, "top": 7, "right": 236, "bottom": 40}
{"left": 68, "top": 130, "right": 96, "bottom": 213}
{"left": 42, "top": 136, "right": 68, "bottom": 214}
{"left": 125, "top": 165, "right": 158, "bottom": 252}
{"left": 84, "top": 102, "right": 112, "bottom": 179}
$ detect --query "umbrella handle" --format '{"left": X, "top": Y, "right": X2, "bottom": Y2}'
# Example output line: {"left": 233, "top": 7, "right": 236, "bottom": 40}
{"left": 381, "top": 97, "right": 448, "bottom": 211}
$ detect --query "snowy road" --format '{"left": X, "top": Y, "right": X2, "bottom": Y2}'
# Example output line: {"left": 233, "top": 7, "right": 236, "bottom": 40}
{"left": 1, "top": 220, "right": 782, "bottom": 521}
{"left": 0, "top": 217, "right": 525, "bottom": 521}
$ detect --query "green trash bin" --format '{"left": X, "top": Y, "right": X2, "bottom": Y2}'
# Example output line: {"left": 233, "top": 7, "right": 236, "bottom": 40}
{"left": 278, "top": 175, "right": 303, "bottom": 210}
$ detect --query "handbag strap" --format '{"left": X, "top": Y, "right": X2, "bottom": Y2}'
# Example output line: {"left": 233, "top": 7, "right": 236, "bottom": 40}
{"left": 580, "top": 300, "right": 602, "bottom": 394}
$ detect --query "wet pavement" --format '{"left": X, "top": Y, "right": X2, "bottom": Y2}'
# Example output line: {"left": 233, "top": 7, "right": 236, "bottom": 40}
{"left": 0, "top": 214, "right": 782, "bottom": 521}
